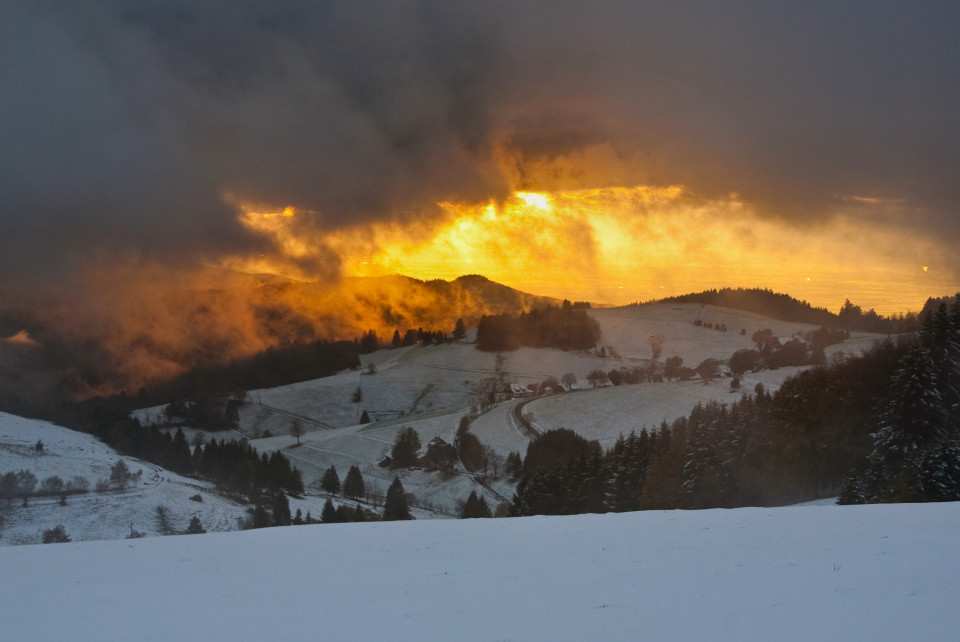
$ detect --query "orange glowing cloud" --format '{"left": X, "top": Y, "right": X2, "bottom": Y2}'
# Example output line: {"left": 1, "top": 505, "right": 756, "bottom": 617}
{"left": 225, "top": 186, "right": 956, "bottom": 317}
{"left": 218, "top": 197, "right": 340, "bottom": 281}
{"left": 3, "top": 330, "right": 40, "bottom": 346}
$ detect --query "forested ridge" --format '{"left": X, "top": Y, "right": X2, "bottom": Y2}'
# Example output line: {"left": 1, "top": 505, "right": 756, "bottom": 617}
{"left": 645, "top": 287, "right": 920, "bottom": 333}
{"left": 476, "top": 302, "right": 600, "bottom": 352}
{"left": 513, "top": 297, "right": 960, "bottom": 515}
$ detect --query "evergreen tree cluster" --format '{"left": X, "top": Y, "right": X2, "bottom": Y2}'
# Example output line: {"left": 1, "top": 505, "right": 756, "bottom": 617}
{"left": 742, "top": 326, "right": 850, "bottom": 370}
{"left": 514, "top": 329, "right": 923, "bottom": 515}
{"left": 840, "top": 299, "right": 960, "bottom": 503}
{"left": 512, "top": 429, "right": 606, "bottom": 515}
{"left": 460, "top": 491, "right": 492, "bottom": 518}
{"left": 391, "top": 327, "right": 449, "bottom": 347}
{"left": 476, "top": 304, "right": 601, "bottom": 352}
{"left": 320, "top": 497, "right": 372, "bottom": 523}
{"left": 48, "top": 399, "right": 195, "bottom": 476}
{"left": 35, "top": 392, "right": 305, "bottom": 502}
{"left": 194, "top": 438, "right": 304, "bottom": 498}
{"left": 159, "top": 339, "right": 362, "bottom": 402}
{"left": 245, "top": 490, "right": 296, "bottom": 529}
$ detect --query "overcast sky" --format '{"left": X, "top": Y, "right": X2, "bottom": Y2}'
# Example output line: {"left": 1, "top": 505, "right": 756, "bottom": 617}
{"left": 2, "top": 1, "right": 958, "bottom": 295}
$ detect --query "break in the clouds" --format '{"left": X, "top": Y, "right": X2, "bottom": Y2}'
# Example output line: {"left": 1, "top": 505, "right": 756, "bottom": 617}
{"left": 1, "top": 1, "right": 959, "bottom": 292}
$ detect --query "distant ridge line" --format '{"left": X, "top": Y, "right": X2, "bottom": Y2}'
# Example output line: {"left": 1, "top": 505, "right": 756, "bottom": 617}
{"left": 636, "top": 287, "right": 918, "bottom": 333}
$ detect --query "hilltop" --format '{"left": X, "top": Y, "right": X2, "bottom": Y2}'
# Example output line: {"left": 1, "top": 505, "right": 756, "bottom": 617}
{"left": 3, "top": 276, "right": 919, "bottom": 406}
{"left": 0, "top": 272, "right": 558, "bottom": 404}
{"left": 645, "top": 287, "right": 920, "bottom": 333}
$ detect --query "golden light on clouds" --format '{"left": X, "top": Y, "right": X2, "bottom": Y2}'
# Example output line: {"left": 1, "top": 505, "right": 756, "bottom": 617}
{"left": 228, "top": 187, "right": 956, "bottom": 316}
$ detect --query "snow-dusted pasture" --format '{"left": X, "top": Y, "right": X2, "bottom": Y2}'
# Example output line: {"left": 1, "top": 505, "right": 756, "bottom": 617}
{"left": 130, "top": 303, "right": 891, "bottom": 516}
{"left": 5, "top": 303, "right": 891, "bottom": 538}
{"left": 1, "top": 302, "right": 952, "bottom": 640}
{"left": 4, "top": 501, "right": 958, "bottom": 641}
{"left": 0, "top": 414, "right": 251, "bottom": 544}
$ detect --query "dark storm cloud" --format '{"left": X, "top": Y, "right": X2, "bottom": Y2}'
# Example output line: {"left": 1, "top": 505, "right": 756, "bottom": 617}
{"left": 1, "top": 1, "right": 959, "bottom": 291}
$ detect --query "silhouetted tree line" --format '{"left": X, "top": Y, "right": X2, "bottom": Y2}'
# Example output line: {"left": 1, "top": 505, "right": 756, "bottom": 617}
{"left": 48, "top": 402, "right": 198, "bottom": 475}
{"left": 730, "top": 325, "right": 849, "bottom": 372}
{"left": 840, "top": 298, "right": 960, "bottom": 503}
{"left": 158, "top": 339, "right": 361, "bottom": 401}
{"left": 319, "top": 497, "right": 374, "bottom": 523}
{"left": 0, "top": 338, "right": 361, "bottom": 432}
{"left": 460, "top": 490, "right": 492, "bottom": 518}
{"left": 646, "top": 287, "right": 919, "bottom": 334}
{"left": 513, "top": 324, "right": 937, "bottom": 514}
{"left": 476, "top": 304, "right": 601, "bottom": 352}
{"left": 162, "top": 393, "right": 244, "bottom": 431}
{"left": 512, "top": 428, "right": 606, "bottom": 515}
{"left": 390, "top": 327, "right": 449, "bottom": 348}
{"left": 195, "top": 438, "right": 304, "bottom": 498}
{"left": 33, "top": 394, "right": 304, "bottom": 498}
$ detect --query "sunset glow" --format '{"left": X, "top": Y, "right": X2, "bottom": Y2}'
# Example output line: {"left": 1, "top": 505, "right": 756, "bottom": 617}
{"left": 3, "top": 3, "right": 959, "bottom": 404}
{"left": 229, "top": 187, "right": 955, "bottom": 317}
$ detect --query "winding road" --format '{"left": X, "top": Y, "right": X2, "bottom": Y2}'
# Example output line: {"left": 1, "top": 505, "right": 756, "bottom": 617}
{"left": 509, "top": 398, "right": 543, "bottom": 440}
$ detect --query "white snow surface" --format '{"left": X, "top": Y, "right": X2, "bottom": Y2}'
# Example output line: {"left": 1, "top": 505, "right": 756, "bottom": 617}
{"left": 4, "top": 502, "right": 959, "bottom": 641}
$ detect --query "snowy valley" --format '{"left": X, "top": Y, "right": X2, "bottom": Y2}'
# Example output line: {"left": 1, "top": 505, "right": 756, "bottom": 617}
{"left": 2, "top": 301, "right": 957, "bottom": 640}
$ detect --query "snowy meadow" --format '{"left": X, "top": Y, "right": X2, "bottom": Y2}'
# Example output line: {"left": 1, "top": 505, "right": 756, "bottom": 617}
{"left": 4, "top": 501, "right": 959, "bottom": 641}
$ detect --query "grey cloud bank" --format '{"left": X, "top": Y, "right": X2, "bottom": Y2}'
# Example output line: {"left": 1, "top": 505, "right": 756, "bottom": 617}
{"left": 1, "top": 1, "right": 958, "bottom": 291}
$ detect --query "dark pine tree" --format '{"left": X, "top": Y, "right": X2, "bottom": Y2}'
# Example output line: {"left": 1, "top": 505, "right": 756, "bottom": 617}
{"left": 460, "top": 490, "right": 492, "bottom": 518}
{"left": 382, "top": 477, "right": 412, "bottom": 521}
{"left": 391, "top": 428, "right": 421, "bottom": 467}
{"left": 321, "top": 466, "right": 341, "bottom": 494}
{"left": 343, "top": 465, "right": 366, "bottom": 499}
{"left": 272, "top": 492, "right": 292, "bottom": 526}
{"left": 453, "top": 318, "right": 466, "bottom": 340}
{"left": 321, "top": 497, "right": 343, "bottom": 523}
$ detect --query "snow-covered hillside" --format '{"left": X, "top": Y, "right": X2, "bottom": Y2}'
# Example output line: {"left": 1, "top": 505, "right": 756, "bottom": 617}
{"left": 4, "top": 303, "right": 888, "bottom": 542}
{"left": 133, "top": 303, "right": 882, "bottom": 515}
{"left": 4, "top": 501, "right": 958, "bottom": 641}
{"left": 1, "top": 302, "right": 952, "bottom": 640}
{"left": 0, "top": 413, "right": 248, "bottom": 544}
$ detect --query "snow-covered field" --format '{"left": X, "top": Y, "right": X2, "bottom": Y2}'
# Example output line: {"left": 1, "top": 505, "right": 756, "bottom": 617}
{"left": 128, "top": 303, "right": 887, "bottom": 518}
{"left": 4, "top": 501, "right": 958, "bottom": 641}
{"left": 3, "top": 303, "right": 890, "bottom": 541}
{"left": 0, "top": 413, "right": 251, "bottom": 544}
{"left": 1, "top": 302, "right": 952, "bottom": 639}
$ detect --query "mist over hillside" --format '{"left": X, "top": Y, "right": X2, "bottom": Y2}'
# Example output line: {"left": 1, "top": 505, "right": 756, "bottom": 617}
{"left": 0, "top": 273, "right": 556, "bottom": 404}
{"left": 3, "top": 273, "right": 932, "bottom": 409}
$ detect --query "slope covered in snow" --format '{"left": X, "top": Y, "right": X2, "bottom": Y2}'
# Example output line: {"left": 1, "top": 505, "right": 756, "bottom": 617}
{"left": 134, "top": 303, "right": 880, "bottom": 514}
{"left": 3, "top": 501, "right": 958, "bottom": 641}
{"left": 4, "top": 302, "right": 888, "bottom": 540}
{"left": 0, "top": 413, "right": 247, "bottom": 545}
